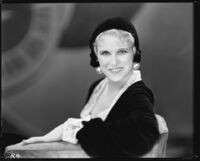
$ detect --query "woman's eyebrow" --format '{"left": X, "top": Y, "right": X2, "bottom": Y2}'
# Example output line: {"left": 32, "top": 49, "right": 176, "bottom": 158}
{"left": 98, "top": 48, "right": 129, "bottom": 53}
{"left": 98, "top": 49, "right": 109, "bottom": 53}
{"left": 117, "top": 48, "right": 129, "bottom": 51}
{"left": 118, "top": 47, "right": 128, "bottom": 50}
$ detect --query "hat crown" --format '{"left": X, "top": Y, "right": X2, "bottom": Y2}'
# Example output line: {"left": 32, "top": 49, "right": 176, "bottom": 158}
{"left": 90, "top": 17, "right": 140, "bottom": 52}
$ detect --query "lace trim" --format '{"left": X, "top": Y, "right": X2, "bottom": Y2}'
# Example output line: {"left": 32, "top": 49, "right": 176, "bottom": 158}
{"left": 80, "top": 70, "right": 142, "bottom": 121}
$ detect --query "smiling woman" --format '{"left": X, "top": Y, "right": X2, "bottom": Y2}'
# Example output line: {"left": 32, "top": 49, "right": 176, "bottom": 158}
{"left": 94, "top": 29, "right": 136, "bottom": 85}
{"left": 5, "top": 17, "right": 168, "bottom": 158}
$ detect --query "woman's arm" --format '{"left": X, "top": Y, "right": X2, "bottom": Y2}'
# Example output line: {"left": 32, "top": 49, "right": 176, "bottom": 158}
{"left": 22, "top": 123, "right": 64, "bottom": 144}
{"left": 76, "top": 90, "right": 160, "bottom": 157}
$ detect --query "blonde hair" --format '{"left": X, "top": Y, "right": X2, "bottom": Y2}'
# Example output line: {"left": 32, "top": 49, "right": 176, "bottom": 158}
{"left": 93, "top": 29, "right": 135, "bottom": 54}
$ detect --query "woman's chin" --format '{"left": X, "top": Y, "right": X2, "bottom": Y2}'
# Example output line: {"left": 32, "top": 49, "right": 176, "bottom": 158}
{"left": 106, "top": 75, "right": 124, "bottom": 83}
{"left": 106, "top": 72, "right": 132, "bottom": 84}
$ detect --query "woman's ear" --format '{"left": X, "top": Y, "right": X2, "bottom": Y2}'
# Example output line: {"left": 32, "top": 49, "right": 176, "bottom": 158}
{"left": 94, "top": 45, "right": 98, "bottom": 56}
{"left": 132, "top": 46, "right": 136, "bottom": 55}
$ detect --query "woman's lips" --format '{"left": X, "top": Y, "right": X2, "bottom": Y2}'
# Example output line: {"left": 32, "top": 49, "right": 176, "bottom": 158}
{"left": 108, "top": 67, "right": 123, "bottom": 73}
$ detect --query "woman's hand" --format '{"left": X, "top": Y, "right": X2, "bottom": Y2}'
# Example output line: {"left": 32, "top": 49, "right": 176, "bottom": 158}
{"left": 22, "top": 136, "right": 46, "bottom": 144}
{"left": 22, "top": 123, "right": 64, "bottom": 145}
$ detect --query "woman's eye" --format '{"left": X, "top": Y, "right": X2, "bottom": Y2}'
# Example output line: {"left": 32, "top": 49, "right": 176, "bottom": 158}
{"left": 119, "top": 50, "right": 127, "bottom": 54}
{"left": 100, "top": 51, "right": 110, "bottom": 55}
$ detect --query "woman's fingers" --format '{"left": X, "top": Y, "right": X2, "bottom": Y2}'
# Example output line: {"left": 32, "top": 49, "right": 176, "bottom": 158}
{"left": 22, "top": 138, "right": 34, "bottom": 144}
{"left": 22, "top": 137, "right": 38, "bottom": 144}
{"left": 22, "top": 137, "right": 43, "bottom": 144}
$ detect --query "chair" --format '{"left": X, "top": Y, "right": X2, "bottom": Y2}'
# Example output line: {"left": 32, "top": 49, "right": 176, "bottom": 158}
{"left": 4, "top": 114, "right": 168, "bottom": 158}
{"left": 142, "top": 114, "right": 168, "bottom": 158}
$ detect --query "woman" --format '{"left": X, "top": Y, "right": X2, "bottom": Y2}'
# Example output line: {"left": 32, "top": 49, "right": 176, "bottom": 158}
{"left": 22, "top": 17, "right": 160, "bottom": 157}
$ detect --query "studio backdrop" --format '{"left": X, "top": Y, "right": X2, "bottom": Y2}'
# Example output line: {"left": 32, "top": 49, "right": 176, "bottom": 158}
{"left": 2, "top": 3, "right": 193, "bottom": 157}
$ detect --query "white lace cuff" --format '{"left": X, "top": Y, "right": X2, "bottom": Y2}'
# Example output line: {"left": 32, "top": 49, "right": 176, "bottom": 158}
{"left": 62, "top": 118, "right": 84, "bottom": 144}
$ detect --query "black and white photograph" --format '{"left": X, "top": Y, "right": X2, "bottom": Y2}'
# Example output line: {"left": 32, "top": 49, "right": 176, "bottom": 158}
{"left": 1, "top": 2, "right": 196, "bottom": 158}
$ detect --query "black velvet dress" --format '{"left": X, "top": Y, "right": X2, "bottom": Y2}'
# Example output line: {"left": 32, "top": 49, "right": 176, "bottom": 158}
{"left": 76, "top": 79, "right": 160, "bottom": 157}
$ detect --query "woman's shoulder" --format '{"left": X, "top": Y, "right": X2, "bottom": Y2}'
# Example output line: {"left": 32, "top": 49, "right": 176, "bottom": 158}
{"left": 128, "top": 80, "right": 153, "bottom": 93}
{"left": 88, "top": 77, "right": 106, "bottom": 94}
{"left": 126, "top": 80, "right": 154, "bottom": 104}
{"left": 85, "top": 77, "right": 105, "bottom": 103}
{"left": 90, "top": 77, "right": 105, "bottom": 89}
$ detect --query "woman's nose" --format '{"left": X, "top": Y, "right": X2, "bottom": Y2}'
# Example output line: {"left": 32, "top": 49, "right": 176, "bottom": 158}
{"left": 110, "top": 55, "right": 118, "bottom": 66}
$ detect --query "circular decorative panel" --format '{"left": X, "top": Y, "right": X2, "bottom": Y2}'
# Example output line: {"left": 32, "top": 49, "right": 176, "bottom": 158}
{"left": 2, "top": 4, "right": 68, "bottom": 98}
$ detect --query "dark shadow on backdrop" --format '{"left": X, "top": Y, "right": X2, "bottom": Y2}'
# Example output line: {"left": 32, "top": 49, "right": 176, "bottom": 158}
{"left": 59, "top": 3, "right": 143, "bottom": 47}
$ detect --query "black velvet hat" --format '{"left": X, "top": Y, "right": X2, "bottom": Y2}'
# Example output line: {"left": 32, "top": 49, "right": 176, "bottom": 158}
{"left": 89, "top": 17, "right": 141, "bottom": 68}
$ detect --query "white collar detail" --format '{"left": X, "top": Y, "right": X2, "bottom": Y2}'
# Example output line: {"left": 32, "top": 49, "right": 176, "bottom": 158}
{"left": 80, "top": 70, "right": 142, "bottom": 121}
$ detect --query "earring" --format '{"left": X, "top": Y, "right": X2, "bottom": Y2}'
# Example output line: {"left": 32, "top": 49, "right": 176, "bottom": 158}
{"left": 96, "top": 67, "right": 102, "bottom": 74}
{"left": 133, "top": 63, "right": 140, "bottom": 70}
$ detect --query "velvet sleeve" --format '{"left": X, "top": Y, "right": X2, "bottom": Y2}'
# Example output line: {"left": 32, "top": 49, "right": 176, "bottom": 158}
{"left": 76, "top": 88, "right": 160, "bottom": 157}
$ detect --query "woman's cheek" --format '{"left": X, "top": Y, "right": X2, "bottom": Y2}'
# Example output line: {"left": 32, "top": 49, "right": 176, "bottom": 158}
{"left": 99, "top": 57, "right": 109, "bottom": 67}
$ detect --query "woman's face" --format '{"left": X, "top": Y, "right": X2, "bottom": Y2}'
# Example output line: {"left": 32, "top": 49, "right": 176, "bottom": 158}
{"left": 96, "top": 34, "right": 135, "bottom": 84}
